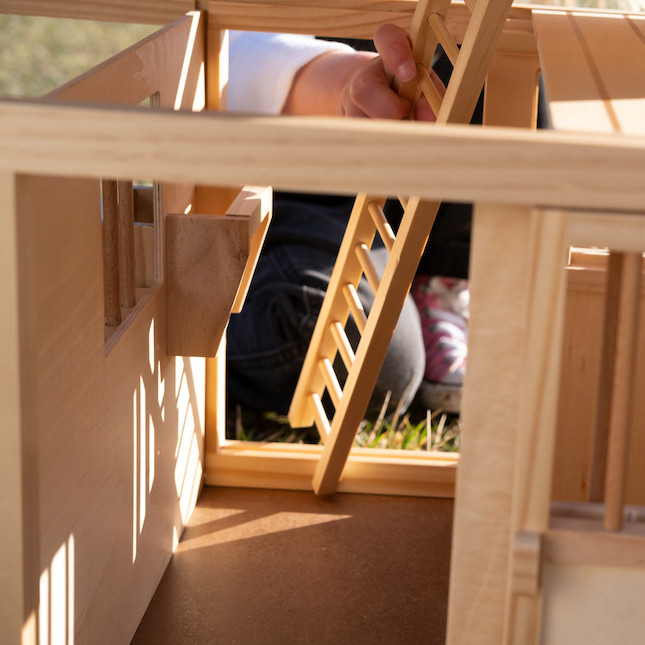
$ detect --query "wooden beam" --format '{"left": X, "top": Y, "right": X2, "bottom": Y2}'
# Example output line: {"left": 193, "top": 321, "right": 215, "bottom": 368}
{"left": 1, "top": 100, "right": 645, "bottom": 212}
{"left": 206, "top": 441, "right": 457, "bottom": 498}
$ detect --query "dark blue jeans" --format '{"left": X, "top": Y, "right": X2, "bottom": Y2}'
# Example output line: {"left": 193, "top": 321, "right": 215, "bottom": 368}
{"left": 227, "top": 192, "right": 426, "bottom": 420}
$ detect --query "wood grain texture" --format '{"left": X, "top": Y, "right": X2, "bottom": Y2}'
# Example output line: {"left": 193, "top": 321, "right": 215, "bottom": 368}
{"left": 3, "top": 13, "right": 211, "bottom": 643}
{"left": 15, "top": 174, "right": 206, "bottom": 644}
{"left": 118, "top": 180, "right": 137, "bottom": 308}
{"left": 0, "top": 0, "right": 191, "bottom": 24}
{"left": 534, "top": 10, "right": 645, "bottom": 135}
{"left": 3, "top": 100, "right": 644, "bottom": 212}
{"left": 47, "top": 12, "right": 205, "bottom": 110}
{"left": 225, "top": 185, "right": 273, "bottom": 313}
{"left": 206, "top": 441, "right": 458, "bottom": 497}
{"left": 102, "top": 178, "right": 121, "bottom": 326}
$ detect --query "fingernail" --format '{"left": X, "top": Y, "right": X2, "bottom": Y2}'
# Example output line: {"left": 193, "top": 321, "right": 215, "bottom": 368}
{"left": 397, "top": 61, "right": 416, "bottom": 82}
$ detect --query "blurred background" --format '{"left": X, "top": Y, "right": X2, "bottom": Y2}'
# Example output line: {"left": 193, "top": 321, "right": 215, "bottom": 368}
{"left": 1, "top": 0, "right": 644, "bottom": 98}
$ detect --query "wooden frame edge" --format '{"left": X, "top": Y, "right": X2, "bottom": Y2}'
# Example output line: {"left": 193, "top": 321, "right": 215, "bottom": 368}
{"left": 205, "top": 441, "right": 457, "bottom": 497}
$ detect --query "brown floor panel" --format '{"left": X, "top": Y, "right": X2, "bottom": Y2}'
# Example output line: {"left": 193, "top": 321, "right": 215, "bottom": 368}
{"left": 133, "top": 486, "right": 453, "bottom": 644}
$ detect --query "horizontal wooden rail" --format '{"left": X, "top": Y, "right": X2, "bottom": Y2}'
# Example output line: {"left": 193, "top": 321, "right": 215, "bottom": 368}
{"left": 2, "top": 101, "right": 645, "bottom": 211}
{"left": 206, "top": 441, "right": 458, "bottom": 497}
{"left": 0, "top": 0, "right": 191, "bottom": 24}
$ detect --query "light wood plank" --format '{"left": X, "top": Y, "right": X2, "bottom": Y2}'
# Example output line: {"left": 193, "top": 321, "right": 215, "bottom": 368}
{"left": 3, "top": 101, "right": 644, "bottom": 211}
{"left": 227, "top": 186, "right": 273, "bottom": 313}
{"left": 206, "top": 0, "right": 535, "bottom": 51}
{"left": 504, "top": 209, "right": 570, "bottom": 645}
{"left": 15, "top": 174, "right": 206, "bottom": 643}
{"left": 534, "top": 10, "right": 645, "bottom": 135}
{"left": 47, "top": 12, "right": 205, "bottom": 111}
{"left": 541, "top": 560, "right": 645, "bottom": 645}
{"left": 446, "top": 204, "right": 534, "bottom": 645}
{"left": 166, "top": 212, "right": 249, "bottom": 356}
{"left": 0, "top": 170, "right": 34, "bottom": 645}
{"left": 289, "top": 194, "right": 383, "bottom": 428}
{"left": 603, "top": 252, "right": 642, "bottom": 530}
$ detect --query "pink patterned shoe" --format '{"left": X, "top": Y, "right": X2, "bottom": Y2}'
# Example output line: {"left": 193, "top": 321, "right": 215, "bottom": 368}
{"left": 411, "top": 275, "right": 469, "bottom": 414}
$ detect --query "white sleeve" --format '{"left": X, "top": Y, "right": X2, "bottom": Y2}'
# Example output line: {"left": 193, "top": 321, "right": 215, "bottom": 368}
{"left": 227, "top": 31, "right": 355, "bottom": 114}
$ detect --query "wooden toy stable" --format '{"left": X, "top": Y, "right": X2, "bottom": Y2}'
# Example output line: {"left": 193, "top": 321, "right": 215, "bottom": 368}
{"left": 2, "top": 1, "right": 645, "bottom": 643}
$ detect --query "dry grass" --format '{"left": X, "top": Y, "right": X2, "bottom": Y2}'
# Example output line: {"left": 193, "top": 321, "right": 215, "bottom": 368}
{"left": 228, "top": 396, "right": 461, "bottom": 452}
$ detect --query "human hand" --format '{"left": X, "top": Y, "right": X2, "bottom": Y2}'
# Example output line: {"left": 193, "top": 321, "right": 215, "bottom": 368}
{"left": 338, "top": 24, "right": 443, "bottom": 121}
{"left": 283, "top": 24, "right": 444, "bottom": 120}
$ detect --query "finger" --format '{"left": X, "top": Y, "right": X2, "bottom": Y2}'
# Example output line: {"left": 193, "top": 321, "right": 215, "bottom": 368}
{"left": 373, "top": 23, "right": 416, "bottom": 83}
{"left": 347, "top": 61, "right": 411, "bottom": 119}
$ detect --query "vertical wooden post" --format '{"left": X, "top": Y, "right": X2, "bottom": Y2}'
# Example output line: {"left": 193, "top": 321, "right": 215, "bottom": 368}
{"left": 603, "top": 252, "right": 641, "bottom": 531}
{"left": 102, "top": 179, "right": 121, "bottom": 326}
{"left": 0, "top": 170, "right": 37, "bottom": 645}
{"left": 503, "top": 209, "right": 570, "bottom": 645}
{"left": 118, "top": 180, "right": 136, "bottom": 308}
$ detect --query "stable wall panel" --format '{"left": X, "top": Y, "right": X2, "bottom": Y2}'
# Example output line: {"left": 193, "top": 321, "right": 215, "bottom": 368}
{"left": 16, "top": 173, "right": 205, "bottom": 644}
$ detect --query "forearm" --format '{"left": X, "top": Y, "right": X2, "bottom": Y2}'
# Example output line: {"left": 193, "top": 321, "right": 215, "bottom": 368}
{"left": 282, "top": 49, "right": 376, "bottom": 116}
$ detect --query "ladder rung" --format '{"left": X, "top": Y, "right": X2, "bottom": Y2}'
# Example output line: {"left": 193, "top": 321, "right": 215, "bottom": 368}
{"left": 330, "top": 320, "right": 355, "bottom": 371}
{"left": 428, "top": 13, "right": 460, "bottom": 66}
{"left": 417, "top": 63, "right": 443, "bottom": 117}
{"left": 368, "top": 201, "right": 396, "bottom": 252}
{"left": 354, "top": 243, "right": 381, "bottom": 294}
{"left": 310, "top": 391, "right": 331, "bottom": 441}
{"left": 318, "top": 357, "right": 342, "bottom": 408}
{"left": 342, "top": 283, "right": 367, "bottom": 334}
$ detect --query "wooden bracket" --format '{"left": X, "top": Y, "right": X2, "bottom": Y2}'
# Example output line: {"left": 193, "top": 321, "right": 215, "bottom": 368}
{"left": 166, "top": 185, "right": 271, "bottom": 357}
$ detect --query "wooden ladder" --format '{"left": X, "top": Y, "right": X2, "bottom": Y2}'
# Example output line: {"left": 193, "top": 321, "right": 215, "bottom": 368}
{"left": 288, "top": 0, "right": 515, "bottom": 495}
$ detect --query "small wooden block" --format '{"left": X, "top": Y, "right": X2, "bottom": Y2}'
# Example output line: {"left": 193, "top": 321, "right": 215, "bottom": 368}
{"left": 166, "top": 212, "right": 249, "bottom": 357}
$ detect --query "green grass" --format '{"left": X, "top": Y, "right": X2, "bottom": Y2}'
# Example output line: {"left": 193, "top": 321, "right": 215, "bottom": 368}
{"left": 0, "top": 15, "right": 154, "bottom": 98}
{"left": 228, "top": 396, "right": 461, "bottom": 453}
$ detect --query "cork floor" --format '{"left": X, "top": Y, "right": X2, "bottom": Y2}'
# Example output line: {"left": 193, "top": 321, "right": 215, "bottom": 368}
{"left": 132, "top": 486, "right": 454, "bottom": 645}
